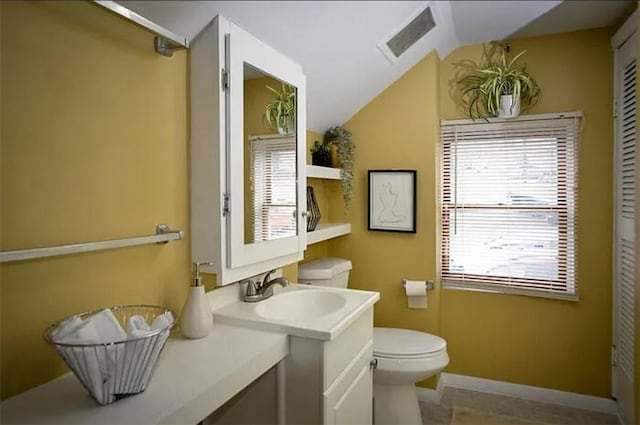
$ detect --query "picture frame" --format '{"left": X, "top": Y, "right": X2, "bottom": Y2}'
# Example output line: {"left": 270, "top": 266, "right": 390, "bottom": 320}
{"left": 368, "top": 170, "right": 416, "bottom": 233}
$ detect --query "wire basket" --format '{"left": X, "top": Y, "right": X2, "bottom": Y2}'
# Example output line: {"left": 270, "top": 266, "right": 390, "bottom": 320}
{"left": 43, "top": 305, "right": 175, "bottom": 405}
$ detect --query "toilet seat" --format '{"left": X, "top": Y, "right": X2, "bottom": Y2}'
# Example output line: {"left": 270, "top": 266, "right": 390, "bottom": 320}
{"left": 374, "top": 327, "right": 447, "bottom": 359}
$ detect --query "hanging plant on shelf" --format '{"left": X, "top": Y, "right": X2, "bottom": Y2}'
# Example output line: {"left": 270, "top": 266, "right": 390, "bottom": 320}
{"left": 324, "top": 126, "right": 355, "bottom": 213}
{"left": 310, "top": 140, "right": 332, "bottom": 167}
{"left": 263, "top": 82, "right": 296, "bottom": 134}
{"left": 455, "top": 41, "right": 541, "bottom": 120}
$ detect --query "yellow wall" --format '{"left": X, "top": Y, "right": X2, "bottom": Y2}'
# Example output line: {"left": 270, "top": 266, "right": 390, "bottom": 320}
{"left": 0, "top": 0, "right": 623, "bottom": 405}
{"left": 329, "top": 51, "right": 442, "bottom": 340}
{"left": 330, "top": 28, "right": 614, "bottom": 397}
{"left": 440, "top": 29, "right": 614, "bottom": 397}
{"left": 0, "top": 1, "right": 189, "bottom": 399}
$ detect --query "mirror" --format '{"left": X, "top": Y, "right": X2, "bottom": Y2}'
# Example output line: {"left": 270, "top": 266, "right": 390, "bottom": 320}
{"left": 243, "top": 63, "right": 298, "bottom": 245}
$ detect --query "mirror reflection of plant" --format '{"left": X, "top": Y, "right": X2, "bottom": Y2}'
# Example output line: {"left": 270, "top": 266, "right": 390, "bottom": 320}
{"left": 455, "top": 41, "right": 541, "bottom": 120}
{"left": 324, "top": 126, "right": 355, "bottom": 213}
{"left": 264, "top": 82, "right": 296, "bottom": 133}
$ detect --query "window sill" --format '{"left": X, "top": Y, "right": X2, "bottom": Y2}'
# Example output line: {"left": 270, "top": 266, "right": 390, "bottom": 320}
{"left": 442, "top": 282, "right": 579, "bottom": 302}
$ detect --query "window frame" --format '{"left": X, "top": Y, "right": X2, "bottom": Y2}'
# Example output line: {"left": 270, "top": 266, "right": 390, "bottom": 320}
{"left": 440, "top": 113, "right": 581, "bottom": 301}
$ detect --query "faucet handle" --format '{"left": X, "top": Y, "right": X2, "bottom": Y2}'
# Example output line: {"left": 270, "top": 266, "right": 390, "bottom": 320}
{"left": 242, "top": 279, "right": 258, "bottom": 297}
{"left": 261, "top": 269, "right": 277, "bottom": 286}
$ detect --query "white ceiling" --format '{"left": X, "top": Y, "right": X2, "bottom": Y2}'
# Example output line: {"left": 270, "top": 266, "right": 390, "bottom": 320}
{"left": 511, "top": 0, "right": 633, "bottom": 39}
{"left": 450, "top": 1, "right": 561, "bottom": 45}
{"left": 118, "top": 1, "right": 631, "bottom": 132}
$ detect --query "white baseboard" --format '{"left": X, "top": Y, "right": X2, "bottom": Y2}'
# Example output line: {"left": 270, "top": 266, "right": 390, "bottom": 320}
{"left": 416, "top": 387, "right": 440, "bottom": 404}
{"left": 438, "top": 373, "right": 617, "bottom": 415}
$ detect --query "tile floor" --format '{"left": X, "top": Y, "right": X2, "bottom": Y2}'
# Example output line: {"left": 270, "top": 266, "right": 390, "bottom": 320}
{"left": 419, "top": 387, "right": 620, "bottom": 425}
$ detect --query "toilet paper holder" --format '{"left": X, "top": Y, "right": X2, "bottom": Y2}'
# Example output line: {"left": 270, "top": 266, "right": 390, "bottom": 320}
{"left": 401, "top": 279, "right": 434, "bottom": 291}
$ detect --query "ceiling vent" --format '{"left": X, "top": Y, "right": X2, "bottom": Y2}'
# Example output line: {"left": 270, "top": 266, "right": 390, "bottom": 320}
{"left": 378, "top": 3, "right": 437, "bottom": 64}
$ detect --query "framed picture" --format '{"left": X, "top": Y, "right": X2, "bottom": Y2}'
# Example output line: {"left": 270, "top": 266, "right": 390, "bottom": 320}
{"left": 368, "top": 170, "right": 416, "bottom": 233}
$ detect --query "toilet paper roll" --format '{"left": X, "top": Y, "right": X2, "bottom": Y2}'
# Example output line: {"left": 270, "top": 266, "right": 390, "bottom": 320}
{"left": 405, "top": 280, "right": 427, "bottom": 309}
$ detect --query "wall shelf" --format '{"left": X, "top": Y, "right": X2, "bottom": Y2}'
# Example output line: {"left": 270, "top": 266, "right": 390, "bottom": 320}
{"left": 306, "top": 165, "right": 341, "bottom": 180}
{"left": 307, "top": 223, "right": 351, "bottom": 245}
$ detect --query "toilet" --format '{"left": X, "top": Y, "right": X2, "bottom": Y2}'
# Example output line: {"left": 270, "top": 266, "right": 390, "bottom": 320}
{"left": 298, "top": 258, "right": 450, "bottom": 425}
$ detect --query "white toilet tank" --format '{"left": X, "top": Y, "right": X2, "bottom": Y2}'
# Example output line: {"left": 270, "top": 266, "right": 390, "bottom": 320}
{"left": 297, "top": 258, "right": 352, "bottom": 288}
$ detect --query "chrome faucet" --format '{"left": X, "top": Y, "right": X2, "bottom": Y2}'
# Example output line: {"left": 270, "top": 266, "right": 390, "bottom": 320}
{"left": 243, "top": 269, "right": 289, "bottom": 302}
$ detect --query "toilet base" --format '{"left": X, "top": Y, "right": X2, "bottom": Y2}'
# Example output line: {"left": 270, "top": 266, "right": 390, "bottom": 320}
{"left": 373, "top": 383, "right": 421, "bottom": 425}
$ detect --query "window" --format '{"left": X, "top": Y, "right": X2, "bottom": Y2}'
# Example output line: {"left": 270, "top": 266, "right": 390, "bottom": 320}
{"left": 440, "top": 113, "right": 580, "bottom": 300}
{"left": 250, "top": 135, "right": 297, "bottom": 243}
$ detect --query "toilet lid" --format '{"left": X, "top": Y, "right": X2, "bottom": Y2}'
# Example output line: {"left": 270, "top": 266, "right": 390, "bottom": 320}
{"left": 373, "top": 327, "right": 446, "bottom": 358}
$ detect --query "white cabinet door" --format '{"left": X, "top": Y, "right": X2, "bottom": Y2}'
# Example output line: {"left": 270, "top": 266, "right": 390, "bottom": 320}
{"left": 613, "top": 25, "right": 637, "bottom": 425}
{"left": 325, "top": 362, "right": 372, "bottom": 425}
{"left": 227, "top": 21, "right": 307, "bottom": 269}
{"left": 323, "top": 343, "right": 373, "bottom": 425}
{"left": 190, "top": 15, "right": 307, "bottom": 285}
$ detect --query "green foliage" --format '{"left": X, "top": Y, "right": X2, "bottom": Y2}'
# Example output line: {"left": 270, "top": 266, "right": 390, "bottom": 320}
{"left": 324, "top": 126, "right": 355, "bottom": 213}
{"left": 310, "top": 140, "right": 331, "bottom": 154}
{"left": 264, "top": 82, "right": 296, "bottom": 132}
{"left": 456, "top": 42, "right": 541, "bottom": 120}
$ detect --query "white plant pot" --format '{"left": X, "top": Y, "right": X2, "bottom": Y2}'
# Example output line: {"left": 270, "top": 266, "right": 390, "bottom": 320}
{"left": 498, "top": 94, "right": 521, "bottom": 118}
{"left": 277, "top": 115, "right": 295, "bottom": 135}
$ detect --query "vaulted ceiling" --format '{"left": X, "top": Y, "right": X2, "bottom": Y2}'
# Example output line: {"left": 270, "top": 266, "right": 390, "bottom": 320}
{"left": 118, "top": 1, "right": 633, "bottom": 132}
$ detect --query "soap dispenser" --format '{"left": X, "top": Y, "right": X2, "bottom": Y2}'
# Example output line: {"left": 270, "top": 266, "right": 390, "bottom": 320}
{"left": 181, "top": 262, "right": 214, "bottom": 339}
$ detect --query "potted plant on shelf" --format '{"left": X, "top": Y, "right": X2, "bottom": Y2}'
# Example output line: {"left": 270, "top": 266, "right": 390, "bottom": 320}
{"left": 456, "top": 42, "right": 541, "bottom": 120}
{"left": 264, "top": 82, "right": 296, "bottom": 134}
{"left": 310, "top": 141, "right": 332, "bottom": 167}
{"left": 324, "top": 126, "right": 355, "bottom": 212}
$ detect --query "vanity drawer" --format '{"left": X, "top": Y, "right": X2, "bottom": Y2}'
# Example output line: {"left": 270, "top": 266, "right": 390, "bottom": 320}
{"left": 322, "top": 340, "right": 373, "bottom": 425}
{"left": 323, "top": 307, "right": 373, "bottom": 389}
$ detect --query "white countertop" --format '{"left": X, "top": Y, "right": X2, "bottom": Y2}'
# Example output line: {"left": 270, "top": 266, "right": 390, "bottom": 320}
{"left": 1, "top": 325, "right": 288, "bottom": 425}
{"left": 1, "top": 284, "right": 379, "bottom": 424}
{"left": 214, "top": 284, "right": 380, "bottom": 341}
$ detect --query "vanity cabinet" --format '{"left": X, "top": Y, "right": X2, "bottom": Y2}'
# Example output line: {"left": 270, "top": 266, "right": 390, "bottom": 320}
{"left": 190, "top": 15, "right": 307, "bottom": 285}
{"left": 323, "top": 340, "right": 373, "bottom": 425}
{"left": 284, "top": 307, "right": 373, "bottom": 424}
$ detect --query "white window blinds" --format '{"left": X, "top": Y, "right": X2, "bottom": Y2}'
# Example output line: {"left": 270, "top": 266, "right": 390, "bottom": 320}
{"left": 250, "top": 135, "right": 297, "bottom": 243}
{"left": 440, "top": 113, "right": 581, "bottom": 300}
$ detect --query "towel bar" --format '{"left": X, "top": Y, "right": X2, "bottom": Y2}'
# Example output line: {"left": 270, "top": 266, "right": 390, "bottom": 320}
{"left": 0, "top": 224, "right": 183, "bottom": 263}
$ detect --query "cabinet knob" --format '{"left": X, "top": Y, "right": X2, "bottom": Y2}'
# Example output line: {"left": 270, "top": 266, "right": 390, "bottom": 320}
{"left": 369, "top": 358, "right": 378, "bottom": 370}
{"left": 301, "top": 211, "right": 309, "bottom": 217}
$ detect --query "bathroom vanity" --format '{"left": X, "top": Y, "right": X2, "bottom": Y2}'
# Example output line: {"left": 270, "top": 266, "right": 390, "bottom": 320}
{"left": 215, "top": 284, "right": 379, "bottom": 424}
{"left": 0, "top": 284, "right": 378, "bottom": 424}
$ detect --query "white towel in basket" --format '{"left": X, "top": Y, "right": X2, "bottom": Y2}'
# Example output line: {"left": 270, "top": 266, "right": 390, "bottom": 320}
{"left": 122, "top": 312, "right": 174, "bottom": 393}
{"left": 52, "top": 309, "right": 127, "bottom": 404}
{"left": 126, "top": 311, "right": 174, "bottom": 338}
{"left": 52, "top": 309, "right": 127, "bottom": 344}
{"left": 51, "top": 309, "right": 174, "bottom": 403}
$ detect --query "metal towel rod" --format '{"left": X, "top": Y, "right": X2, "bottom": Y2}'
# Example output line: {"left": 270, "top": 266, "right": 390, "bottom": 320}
{"left": 0, "top": 224, "right": 184, "bottom": 263}
{"left": 93, "top": 1, "right": 189, "bottom": 57}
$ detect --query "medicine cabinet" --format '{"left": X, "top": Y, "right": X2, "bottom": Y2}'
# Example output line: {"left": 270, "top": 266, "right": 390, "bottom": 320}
{"left": 191, "top": 16, "right": 307, "bottom": 285}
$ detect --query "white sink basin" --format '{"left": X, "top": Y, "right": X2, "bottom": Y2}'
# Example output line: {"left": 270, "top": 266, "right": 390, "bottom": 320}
{"left": 255, "top": 289, "right": 347, "bottom": 321}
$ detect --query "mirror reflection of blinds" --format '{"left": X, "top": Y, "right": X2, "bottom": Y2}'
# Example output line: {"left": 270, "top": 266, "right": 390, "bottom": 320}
{"left": 250, "top": 135, "right": 297, "bottom": 243}
{"left": 440, "top": 114, "right": 580, "bottom": 300}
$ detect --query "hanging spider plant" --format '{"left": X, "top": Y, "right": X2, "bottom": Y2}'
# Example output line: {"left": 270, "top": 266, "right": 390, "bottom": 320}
{"left": 264, "top": 82, "right": 296, "bottom": 134}
{"left": 457, "top": 42, "right": 541, "bottom": 120}
{"left": 324, "top": 126, "right": 355, "bottom": 213}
